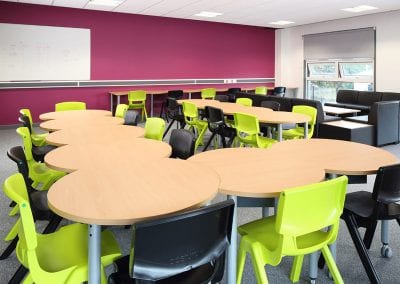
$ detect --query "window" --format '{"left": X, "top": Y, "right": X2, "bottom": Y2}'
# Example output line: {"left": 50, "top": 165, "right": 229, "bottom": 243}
{"left": 307, "top": 62, "right": 337, "bottom": 77}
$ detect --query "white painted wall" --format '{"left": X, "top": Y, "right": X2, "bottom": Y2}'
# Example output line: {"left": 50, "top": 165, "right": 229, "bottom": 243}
{"left": 275, "top": 10, "right": 400, "bottom": 98}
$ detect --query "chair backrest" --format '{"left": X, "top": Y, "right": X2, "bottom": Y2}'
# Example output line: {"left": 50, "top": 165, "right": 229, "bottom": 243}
{"left": 144, "top": 117, "right": 166, "bottom": 141}
{"left": 169, "top": 129, "right": 195, "bottom": 159}
{"left": 236, "top": 98, "right": 253, "bottom": 107}
{"left": 55, "top": 101, "right": 86, "bottom": 112}
{"left": 227, "top": 88, "right": 241, "bottom": 94}
{"left": 292, "top": 105, "right": 317, "bottom": 137}
{"left": 372, "top": 164, "right": 400, "bottom": 204}
{"left": 234, "top": 112, "right": 260, "bottom": 136}
{"left": 276, "top": 176, "right": 348, "bottom": 253}
{"left": 255, "top": 86, "right": 267, "bottom": 95}
{"left": 201, "top": 88, "right": 216, "bottom": 100}
{"left": 167, "top": 90, "right": 184, "bottom": 100}
{"left": 273, "top": 86, "right": 286, "bottom": 97}
{"left": 166, "top": 98, "right": 182, "bottom": 119}
{"left": 18, "top": 115, "right": 32, "bottom": 134}
{"left": 215, "top": 94, "right": 230, "bottom": 102}
{"left": 128, "top": 90, "right": 147, "bottom": 102}
{"left": 182, "top": 101, "right": 200, "bottom": 124}
{"left": 260, "top": 100, "right": 280, "bottom": 111}
{"left": 7, "top": 146, "right": 31, "bottom": 188}
{"left": 20, "top": 109, "right": 34, "bottom": 128}
{"left": 205, "top": 106, "right": 226, "bottom": 133}
{"left": 124, "top": 110, "right": 140, "bottom": 126}
{"left": 16, "top": 127, "right": 34, "bottom": 162}
{"left": 115, "top": 104, "right": 128, "bottom": 118}
{"left": 129, "top": 200, "right": 234, "bottom": 281}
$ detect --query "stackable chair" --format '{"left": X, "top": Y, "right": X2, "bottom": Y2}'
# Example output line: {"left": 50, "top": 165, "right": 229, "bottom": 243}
{"left": 3, "top": 173, "right": 122, "bottom": 284}
{"left": 203, "top": 106, "right": 236, "bottom": 151}
{"left": 114, "top": 103, "right": 128, "bottom": 118}
{"left": 128, "top": 90, "right": 147, "bottom": 121}
{"left": 273, "top": 86, "right": 286, "bottom": 97}
{"left": 108, "top": 200, "right": 234, "bottom": 284}
{"left": 19, "top": 109, "right": 47, "bottom": 146}
{"left": 159, "top": 90, "right": 184, "bottom": 120}
{"left": 227, "top": 87, "right": 242, "bottom": 102}
{"left": 282, "top": 105, "right": 317, "bottom": 139}
{"left": 260, "top": 101, "right": 281, "bottom": 137}
{"left": 215, "top": 94, "right": 230, "bottom": 102}
{"left": 255, "top": 86, "right": 267, "bottom": 95}
{"left": 1, "top": 146, "right": 62, "bottom": 262}
{"left": 201, "top": 88, "right": 216, "bottom": 100}
{"left": 163, "top": 98, "right": 186, "bottom": 138}
{"left": 144, "top": 117, "right": 165, "bottom": 141}
{"left": 236, "top": 97, "right": 253, "bottom": 107}
{"left": 233, "top": 112, "right": 276, "bottom": 148}
{"left": 237, "top": 176, "right": 348, "bottom": 284}
{"left": 55, "top": 101, "right": 86, "bottom": 111}
{"left": 18, "top": 115, "right": 56, "bottom": 162}
{"left": 124, "top": 110, "right": 140, "bottom": 126}
{"left": 169, "top": 129, "right": 196, "bottom": 160}
{"left": 16, "top": 127, "right": 65, "bottom": 190}
{"left": 182, "top": 101, "right": 208, "bottom": 150}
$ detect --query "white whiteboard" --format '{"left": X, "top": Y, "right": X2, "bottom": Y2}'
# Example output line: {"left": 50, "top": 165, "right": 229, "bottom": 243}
{"left": 0, "top": 23, "right": 90, "bottom": 81}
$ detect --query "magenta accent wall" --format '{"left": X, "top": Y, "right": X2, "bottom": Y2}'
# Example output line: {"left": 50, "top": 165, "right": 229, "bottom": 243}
{"left": 0, "top": 1, "right": 275, "bottom": 125}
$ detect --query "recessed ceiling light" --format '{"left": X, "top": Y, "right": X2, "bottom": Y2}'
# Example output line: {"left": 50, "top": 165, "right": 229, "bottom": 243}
{"left": 341, "top": 5, "right": 378, "bottom": 13}
{"left": 269, "top": 20, "right": 295, "bottom": 26}
{"left": 89, "top": 0, "right": 124, "bottom": 7}
{"left": 194, "top": 11, "right": 223, "bottom": 18}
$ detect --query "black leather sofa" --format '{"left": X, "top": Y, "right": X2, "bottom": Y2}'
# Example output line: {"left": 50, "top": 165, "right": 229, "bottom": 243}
{"left": 235, "top": 92, "right": 339, "bottom": 137}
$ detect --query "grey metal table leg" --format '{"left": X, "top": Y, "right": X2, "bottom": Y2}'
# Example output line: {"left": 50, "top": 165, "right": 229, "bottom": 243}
{"left": 150, "top": 94, "right": 154, "bottom": 117}
{"left": 227, "top": 195, "right": 237, "bottom": 284}
{"left": 88, "top": 224, "right": 101, "bottom": 284}
{"left": 110, "top": 94, "right": 114, "bottom": 112}
{"left": 309, "top": 252, "right": 318, "bottom": 283}
{"left": 277, "top": 124, "right": 282, "bottom": 142}
{"left": 304, "top": 122, "right": 308, "bottom": 139}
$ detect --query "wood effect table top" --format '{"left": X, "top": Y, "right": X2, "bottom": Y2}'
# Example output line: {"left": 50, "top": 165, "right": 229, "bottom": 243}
{"left": 39, "top": 109, "right": 112, "bottom": 121}
{"left": 323, "top": 105, "right": 361, "bottom": 115}
{"left": 45, "top": 125, "right": 145, "bottom": 146}
{"left": 188, "top": 147, "right": 326, "bottom": 198}
{"left": 45, "top": 138, "right": 171, "bottom": 173}
{"left": 47, "top": 158, "right": 220, "bottom": 225}
{"left": 271, "top": 139, "right": 398, "bottom": 175}
{"left": 109, "top": 90, "right": 169, "bottom": 96}
{"left": 40, "top": 116, "right": 124, "bottom": 131}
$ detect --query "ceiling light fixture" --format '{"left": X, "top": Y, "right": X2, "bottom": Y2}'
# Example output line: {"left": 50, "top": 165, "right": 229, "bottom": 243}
{"left": 194, "top": 11, "right": 223, "bottom": 18}
{"left": 341, "top": 5, "right": 378, "bottom": 13}
{"left": 269, "top": 20, "right": 295, "bottom": 26}
{"left": 89, "top": 0, "right": 124, "bottom": 7}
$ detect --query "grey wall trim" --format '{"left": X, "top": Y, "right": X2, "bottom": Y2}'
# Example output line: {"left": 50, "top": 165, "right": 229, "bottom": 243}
{"left": 0, "top": 78, "right": 275, "bottom": 89}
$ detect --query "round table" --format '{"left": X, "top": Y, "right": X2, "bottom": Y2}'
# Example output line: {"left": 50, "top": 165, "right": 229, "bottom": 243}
{"left": 39, "top": 109, "right": 112, "bottom": 121}
{"left": 45, "top": 139, "right": 172, "bottom": 173}
{"left": 45, "top": 125, "right": 145, "bottom": 146}
{"left": 40, "top": 116, "right": 124, "bottom": 131}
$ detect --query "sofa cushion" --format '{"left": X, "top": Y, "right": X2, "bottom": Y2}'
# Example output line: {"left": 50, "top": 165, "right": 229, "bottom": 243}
{"left": 337, "top": 90, "right": 359, "bottom": 104}
{"left": 235, "top": 92, "right": 268, "bottom": 107}
{"left": 381, "top": 92, "right": 400, "bottom": 101}
{"left": 357, "top": 91, "right": 382, "bottom": 106}
{"left": 324, "top": 102, "right": 370, "bottom": 112}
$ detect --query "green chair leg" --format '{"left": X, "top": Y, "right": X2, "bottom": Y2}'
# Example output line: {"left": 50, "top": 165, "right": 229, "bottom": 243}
{"left": 290, "top": 255, "right": 304, "bottom": 282}
{"left": 321, "top": 246, "right": 344, "bottom": 284}
{"left": 237, "top": 242, "right": 247, "bottom": 284}
{"left": 250, "top": 247, "right": 269, "bottom": 284}
{"left": 5, "top": 219, "right": 20, "bottom": 241}
{"left": 9, "top": 205, "right": 19, "bottom": 216}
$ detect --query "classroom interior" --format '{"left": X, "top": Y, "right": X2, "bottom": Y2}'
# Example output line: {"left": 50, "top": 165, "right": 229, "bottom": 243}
{"left": 1, "top": 0, "right": 400, "bottom": 283}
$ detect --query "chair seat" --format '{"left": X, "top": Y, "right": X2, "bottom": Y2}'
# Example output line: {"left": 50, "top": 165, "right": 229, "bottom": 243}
{"left": 17, "top": 223, "right": 121, "bottom": 272}
{"left": 282, "top": 128, "right": 306, "bottom": 139}
{"left": 31, "top": 133, "right": 48, "bottom": 147}
{"left": 345, "top": 191, "right": 400, "bottom": 219}
{"left": 32, "top": 145, "right": 57, "bottom": 162}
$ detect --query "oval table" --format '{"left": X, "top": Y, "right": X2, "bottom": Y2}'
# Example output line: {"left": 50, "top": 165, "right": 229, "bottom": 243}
{"left": 45, "top": 125, "right": 145, "bottom": 146}
{"left": 47, "top": 158, "right": 220, "bottom": 283}
{"left": 39, "top": 109, "right": 112, "bottom": 121}
{"left": 40, "top": 116, "right": 124, "bottom": 131}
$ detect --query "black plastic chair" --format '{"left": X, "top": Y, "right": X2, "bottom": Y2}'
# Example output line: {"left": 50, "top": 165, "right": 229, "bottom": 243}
{"left": 227, "top": 88, "right": 242, "bottom": 102}
{"left": 215, "top": 94, "right": 230, "bottom": 102}
{"left": 108, "top": 200, "right": 234, "bottom": 284}
{"left": 18, "top": 115, "right": 56, "bottom": 162}
{"left": 273, "top": 86, "right": 286, "bottom": 97}
{"left": 163, "top": 98, "right": 186, "bottom": 138}
{"left": 203, "top": 106, "right": 236, "bottom": 152}
{"left": 260, "top": 101, "right": 280, "bottom": 137}
{"left": 319, "top": 164, "right": 400, "bottom": 284}
{"left": 4, "top": 146, "right": 63, "bottom": 283}
{"left": 159, "top": 90, "right": 184, "bottom": 120}
{"left": 169, "top": 129, "right": 195, "bottom": 160}
{"left": 124, "top": 110, "right": 140, "bottom": 126}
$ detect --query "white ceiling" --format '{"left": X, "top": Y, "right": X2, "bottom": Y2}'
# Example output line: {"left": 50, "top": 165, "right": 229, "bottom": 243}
{"left": 5, "top": 0, "right": 400, "bottom": 28}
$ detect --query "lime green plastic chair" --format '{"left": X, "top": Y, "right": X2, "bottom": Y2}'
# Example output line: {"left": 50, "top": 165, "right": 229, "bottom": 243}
{"left": 182, "top": 101, "right": 208, "bottom": 150}
{"left": 255, "top": 86, "right": 267, "bottom": 95}
{"left": 236, "top": 98, "right": 253, "bottom": 107}
{"left": 233, "top": 112, "right": 276, "bottom": 148}
{"left": 115, "top": 104, "right": 128, "bottom": 118}
{"left": 3, "top": 173, "right": 122, "bottom": 284}
{"left": 201, "top": 88, "right": 216, "bottom": 100}
{"left": 128, "top": 90, "right": 147, "bottom": 121}
{"left": 144, "top": 117, "right": 166, "bottom": 141}
{"left": 19, "top": 109, "right": 48, "bottom": 147}
{"left": 16, "top": 127, "right": 65, "bottom": 191}
{"left": 55, "top": 101, "right": 86, "bottom": 112}
{"left": 237, "top": 176, "right": 348, "bottom": 284}
{"left": 282, "top": 105, "right": 317, "bottom": 140}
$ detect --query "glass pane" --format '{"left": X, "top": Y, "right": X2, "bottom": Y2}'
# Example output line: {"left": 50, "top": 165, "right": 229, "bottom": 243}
{"left": 340, "top": 62, "right": 373, "bottom": 76}
{"left": 307, "top": 80, "right": 353, "bottom": 103}
{"left": 308, "top": 63, "right": 336, "bottom": 76}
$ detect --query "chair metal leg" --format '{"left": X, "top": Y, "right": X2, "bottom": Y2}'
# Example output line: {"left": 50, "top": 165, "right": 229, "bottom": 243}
{"left": 203, "top": 133, "right": 216, "bottom": 152}
{"left": 8, "top": 265, "right": 29, "bottom": 284}
{"left": 342, "top": 212, "right": 381, "bottom": 284}
{"left": 363, "top": 221, "right": 378, "bottom": 249}
{"left": 0, "top": 236, "right": 18, "bottom": 260}
{"left": 163, "top": 119, "right": 176, "bottom": 138}
{"left": 42, "top": 215, "right": 62, "bottom": 234}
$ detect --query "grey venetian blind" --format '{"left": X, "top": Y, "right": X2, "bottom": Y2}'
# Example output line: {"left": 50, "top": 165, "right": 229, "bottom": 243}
{"left": 303, "top": 28, "right": 375, "bottom": 60}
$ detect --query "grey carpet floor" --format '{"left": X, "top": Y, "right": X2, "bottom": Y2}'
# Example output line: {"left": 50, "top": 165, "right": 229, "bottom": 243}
{"left": 1, "top": 124, "right": 400, "bottom": 283}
